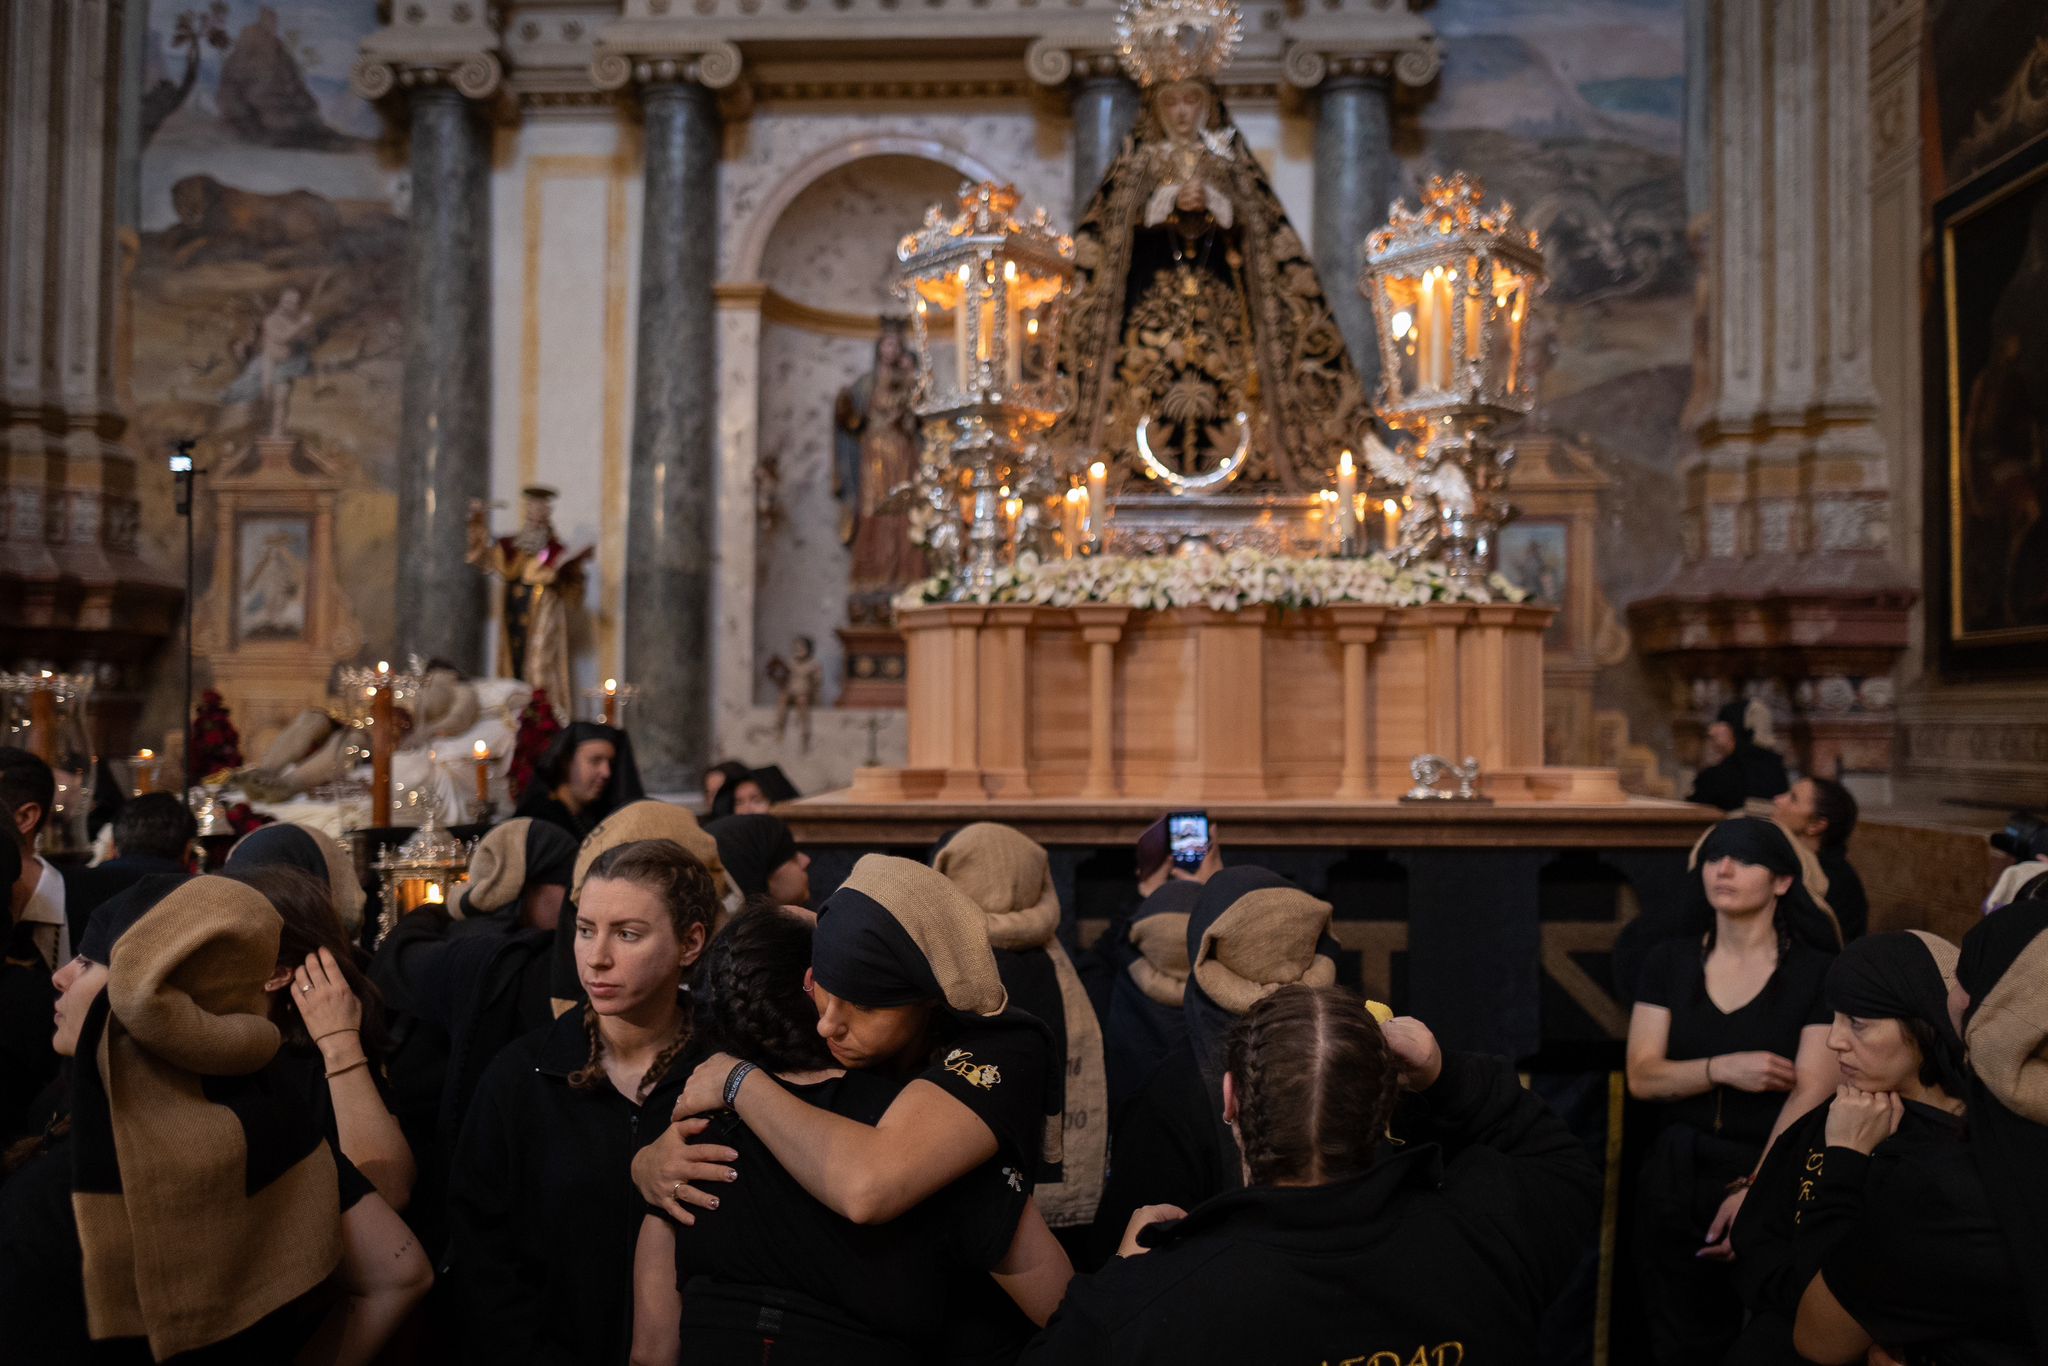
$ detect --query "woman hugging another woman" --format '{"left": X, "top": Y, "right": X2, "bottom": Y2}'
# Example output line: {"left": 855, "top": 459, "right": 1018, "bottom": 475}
{"left": 632, "top": 900, "right": 1063, "bottom": 1364}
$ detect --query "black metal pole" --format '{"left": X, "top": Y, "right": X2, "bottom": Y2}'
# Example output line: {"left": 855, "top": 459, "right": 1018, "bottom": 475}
{"left": 172, "top": 439, "right": 198, "bottom": 813}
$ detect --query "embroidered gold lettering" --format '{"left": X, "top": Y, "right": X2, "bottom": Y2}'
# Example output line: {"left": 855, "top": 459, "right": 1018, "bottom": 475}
{"left": 1330, "top": 1344, "right": 1463, "bottom": 1366}
{"left": 944, "top": 1048, "right": 1001, "bottom": 1090}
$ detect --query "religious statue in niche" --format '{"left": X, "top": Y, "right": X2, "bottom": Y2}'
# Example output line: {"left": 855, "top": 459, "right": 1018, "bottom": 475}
{"left": 467, "top": 487, "right": 591, "bottom": 720}
{"left": 218, "top": 280, "right": 324, "bottom": 438}
{"left": 833, "top": 318, "right": 929, "bottom": 622}
{"left": 1054, "top": 15, "right": 1371, "bottom": 496}
{"left": 765, "top": 635, "right": 824, "bottom": 751}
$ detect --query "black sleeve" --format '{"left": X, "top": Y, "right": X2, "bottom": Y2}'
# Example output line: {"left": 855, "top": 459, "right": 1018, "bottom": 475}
{"left": 920, "top": 1023, "right": 1049, "bottom": 1178}
{"left": 1411, "top": 1051, "right": 1602, "bottom": 1311}
{"left": 930, "top": 1160, "right": 1030, "bottom": 1272}
{"left": 1632, "top": 939, "right": 1682, "bottom": 1009}
{"left": 1016, "top": 1264, "right": 1126, "bottom": 1366}
{"left": 1730, "top": 1106, "right": 1823, "bottom": 1316}
{"left": 331, "top": 1139, "right": 375, "bottom": 1213}
{"left": 442, "top": 1050, "right": 549, "bottom": 1361}
{"left": 1822, "top": 1155, "right": 2018, "bottom": 1353}
{"left": 1093, "top": 1052, "right": 1220, "bottom": 1263}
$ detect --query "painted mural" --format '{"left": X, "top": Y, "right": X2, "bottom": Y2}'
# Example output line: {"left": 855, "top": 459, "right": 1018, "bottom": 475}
{"left": 1929, "top": 0, "right": 2048, "bottom": 195}
{"left": 1408, "top": 0, "right": 1692, "bottom": 769}
{"left": 131, "top": 1, "right": 400, "bottom": 717}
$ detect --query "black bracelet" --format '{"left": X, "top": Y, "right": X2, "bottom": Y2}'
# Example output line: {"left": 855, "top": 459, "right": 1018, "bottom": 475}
{"left": 722, "top": 1060, "right": 757, "bottom": 1109}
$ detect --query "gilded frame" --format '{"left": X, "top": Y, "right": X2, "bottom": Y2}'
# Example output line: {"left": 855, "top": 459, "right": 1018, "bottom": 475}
{"left": 1933, "top": 138, "right": 2048, "bottom": 671}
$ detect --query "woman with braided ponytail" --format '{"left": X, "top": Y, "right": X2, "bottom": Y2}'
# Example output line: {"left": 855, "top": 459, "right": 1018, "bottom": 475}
{"left": 445, "top": 839, "right": 719, "bottom": 1365}
{"left": 1023, "top": 984, "right": 1600, "bottom": 1364}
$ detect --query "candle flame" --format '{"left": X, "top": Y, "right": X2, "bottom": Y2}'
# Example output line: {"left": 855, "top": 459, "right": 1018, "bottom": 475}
{"left": 1339, "top": 449, "right": 1355, "bottom": 476}
{"left": 1065, "top": 486, "right": 1083, "bottom": 504}
{"left": 1088, "top": 461, "right": 1106, "bottom": 479}
{"left": 1390, "top": 310, "right": 1412, "bottom": 340}
{"left": 376, "top": 660, "right": 390, "bottom": 674}
{"left": 424, "top": 883, "right": 445, "bottom": 905}
{"left": 473, "top": 740, "right": 490, "bottom": 758}
{"left": 138, "top": 748, "right": 154, "bottom": 760}
{"left": 604, "top": 678, "right": 618, "bottom": 695}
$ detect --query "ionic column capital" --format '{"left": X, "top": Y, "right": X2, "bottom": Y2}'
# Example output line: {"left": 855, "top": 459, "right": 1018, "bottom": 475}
{"left": 1279, "top": 14, "right": 1441, "bottom": 92}
{"left": 351, "top": 2, "right": 504, "bottom": 103}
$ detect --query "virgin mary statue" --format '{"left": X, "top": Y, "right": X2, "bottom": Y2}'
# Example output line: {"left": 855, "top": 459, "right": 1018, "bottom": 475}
{"left": 1056, "top": 0, "right": 1371, "bottom": 495}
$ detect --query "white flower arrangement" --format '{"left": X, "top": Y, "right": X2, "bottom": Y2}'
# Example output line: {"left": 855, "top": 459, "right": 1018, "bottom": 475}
{"left": 899, "top": 549, "right": 1527, "bottom": 612}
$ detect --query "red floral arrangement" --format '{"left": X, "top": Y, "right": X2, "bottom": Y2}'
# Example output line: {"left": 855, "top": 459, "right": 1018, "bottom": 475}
{"left": 508, "top": 689, "right": 563, "bottom": 800}
{"left": 188, "top": 689, "right": 244, "bottom": 781}
{"left": 221, "top": 801, "right": 274, "bottom": 838}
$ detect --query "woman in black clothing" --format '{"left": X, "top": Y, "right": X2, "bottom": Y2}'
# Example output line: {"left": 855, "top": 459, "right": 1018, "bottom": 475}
{"left": 225, "top": 820, "right": 367, "bottom": 941}
{"left": 1625, "top": 816, "right": 1840, "bottom": 1366}
{"left": 0, "top": 875, "right": 430, "bottom": 1364}
{"left": 513, "top": 721, "right": 644, "bottom": 840}
{"left": 631, "top": 903, "right": 1068, "bottom": 1365}
{"left": 704, "top": 812, "right": 811, "bottom": 905}
{"left": 1101, "top": 880, "right": 1197, "bottom": 1120}
{"left": 1795, "top": 894, "right": 2048, "bottom": 1364}
{"left": 933, "top": 822, "right": 1108, "bottom": 1236}
{"left": 444, "top": 838, "right": 718, "bottom": 1365}
{"left": 1728, "top": 930, "right": 1970, "bottom": 1362}
{"left": 1688, "top": 698, "right": 1790, "bottom": 811}
{"left": 707, "top": 764, "right": 798, "bottom": 819}
{"left": 1096, "top": 866, "right": 1337, "bottom": 1239}
{"left": 226, "top": 862, "right": 416, "bottom": 1212}
{"left": 659, "top": 855, "right": 1072, "bottom": 1361}
{"left": 1023, "top": 983, "right": 1601, "bottom": 1363}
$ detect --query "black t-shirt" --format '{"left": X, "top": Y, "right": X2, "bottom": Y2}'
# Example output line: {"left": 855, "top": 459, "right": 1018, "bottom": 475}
{"left": 1823, "top": 1144, "right": 2036, "bottom": 1365}
{"left": 919, "top": 1016, "right": 1051, "bottom": 1187}
{"left": 667, "top": 1070, "right": 1028, "bottom": 1355}
{"left": 1635, "top": 937, "right": 1832, "bottom": 1145}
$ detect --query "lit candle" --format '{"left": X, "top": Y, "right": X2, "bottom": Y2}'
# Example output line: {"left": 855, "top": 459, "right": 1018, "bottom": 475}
{"left": 1086, "top": 460, "right": 1108, "bottom": 541}
{"left": 1337, "top": 450, "right": 1359, "bottom": 552}
{"left": 371, "top": 662, "right": 394, "bottom": 826}
{"left": 603, "top": 678, "right": 619, "bottom": 727}
{"left": 135, "top": 748, "right": 156, "bottom": 795}
{"left": 27, "top": 678, "right": 56, "bottom": 765}
{"left": 1002, "top": 496, "right": 1023, "bottom": 542}
{"left": 423, "top": 882, "right": 445, "bottom": 908}
{"left": 472, "top": 739, "right": 491, "bottom": 809}
{"left": 1382, "top": 498, "right": 1401, "bottom": 553}
{"left": 1063, "top": 486, "right": 1084, "bottom": 557}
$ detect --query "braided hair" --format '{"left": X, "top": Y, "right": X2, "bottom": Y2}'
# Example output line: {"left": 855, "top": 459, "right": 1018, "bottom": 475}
{"left": 692, "top": 894, "right": 835, "bottom": 1074}
{"left": 1225, "top": 983, "right": 1400, "bottom": 1188}
{"left": 567, "top": 839, "right": 720, "bottom": 1101}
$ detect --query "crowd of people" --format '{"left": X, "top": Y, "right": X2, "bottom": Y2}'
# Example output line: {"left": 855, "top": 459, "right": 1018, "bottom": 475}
{"left": 0, "top": 730, "right": 2043, "bottom": 1364}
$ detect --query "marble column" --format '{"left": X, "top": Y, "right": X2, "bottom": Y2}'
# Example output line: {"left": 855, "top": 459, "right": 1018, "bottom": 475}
{"left": 1312, "top": 69, "right": 1397, "bottom": 392}
{"left": 625, "top": 80, "right": 720, "bottom": 792}
{"left": 1070, "top": 64, "right": 1140, "bottom": 217}
{"left": 395, "top": 87, "right": 491, "bottom": 671}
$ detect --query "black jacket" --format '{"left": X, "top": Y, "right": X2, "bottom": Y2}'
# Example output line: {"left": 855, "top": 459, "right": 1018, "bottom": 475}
{"left": 1023, "top": 1052, "right": 1600, "bottom": 1365}
{"left": 1726, "top": 1097, "right": 1965, "bottom": 1364}
{"left": 443, "top": 1008, "right": 694, "bottom": 1366}
{"left": 1688, "top": 744, "right": 1789, "bottom": 811}
{"left": 58, "top": 856, "right": 188, "bottom": 946}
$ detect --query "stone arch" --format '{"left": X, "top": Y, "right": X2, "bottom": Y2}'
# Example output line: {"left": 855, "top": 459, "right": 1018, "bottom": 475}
{"left": 729, "top": 133, "right": 1003, "bottom": 283}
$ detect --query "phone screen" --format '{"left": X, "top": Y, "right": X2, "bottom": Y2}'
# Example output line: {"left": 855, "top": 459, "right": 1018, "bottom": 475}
{"left": 1167, "top": 811, "right": 1211, "bottom": 873}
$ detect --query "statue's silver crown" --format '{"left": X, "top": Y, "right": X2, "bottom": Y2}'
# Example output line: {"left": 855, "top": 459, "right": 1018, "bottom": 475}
{"left": 1116, "top": 0, "right": 1243, "bottom": 87}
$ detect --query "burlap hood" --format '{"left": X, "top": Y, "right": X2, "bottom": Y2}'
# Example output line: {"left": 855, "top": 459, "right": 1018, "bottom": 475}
{"left": 1127, "top": 880, "right": 1201, "bottom": 1008}
{"left": 572, "top": 799, "right": 732, "bottom": 902}
{"left": 933, "top": 822, "right": 1061, "bottom": 950}
{"left": 1967, "top": 925, "right": 2048, "bottom": 1125}
{"left": 1191, "top": 880, "right": 1338, "bottom": 1014}
{"left": 225, "top": 822, "right": 366, "bottom": 938}
{"left": 832, "top": 854, "right": 1010, "bottom": 1017}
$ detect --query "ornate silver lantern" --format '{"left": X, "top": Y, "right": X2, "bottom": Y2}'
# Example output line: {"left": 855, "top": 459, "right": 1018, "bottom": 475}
{"left": 897, "top": 182, "right": 1076, "bottom": 597}
{"left": 1362, "top": 174, "right": 1546, "bottom": 583}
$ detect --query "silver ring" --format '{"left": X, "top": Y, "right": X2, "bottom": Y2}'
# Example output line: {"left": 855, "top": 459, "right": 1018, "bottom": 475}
{"left": 299, "top": 983, "right": 312, "bottom": 994}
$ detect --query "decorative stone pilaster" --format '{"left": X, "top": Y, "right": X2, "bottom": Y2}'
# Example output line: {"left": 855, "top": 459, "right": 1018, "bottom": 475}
{"left": 353, "top": 7, "right": 503, "bottom": 673}
{"left": 1280, "top": 18, "right": 1442, "bottom": 383}
{"left": 593, "top": 35, "right": 737, "bottom": 793}
{"left": 1630, "top": 0, "right": 1912, "bottom": 784}
{"left": 1, "top": 0, "right": 178, "bottom": 698}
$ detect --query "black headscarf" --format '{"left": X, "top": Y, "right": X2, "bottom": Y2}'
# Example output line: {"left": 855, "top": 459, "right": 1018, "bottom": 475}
{"left": 812, "top": 857, "right": 1061, "bottom": 1178}
{"left": 1824, "top": 931, "right": 1968, "bottom": 1098}
{"left": 1715, "top": 699, "right": 1756, "bottom": 743}
{"left": 705, "top": 814, "right": 799, "bottom": 900}
{"left": 704, "top": 760, "right": 750, "bottom": 804}
{"left": 708, "top": 765, "right": 799, "bottom": 819}
{"left": 1687, "top": 817, "right": 1840, "bottom": 953}
{"left": 529, "top": 722, "right": 645, "bottom": 823}
{"left": 1954, "top": 899, "right": 2048, "bottom": 1352}
{"left": 224, "top": 823, "right": 327, "bottom": 883}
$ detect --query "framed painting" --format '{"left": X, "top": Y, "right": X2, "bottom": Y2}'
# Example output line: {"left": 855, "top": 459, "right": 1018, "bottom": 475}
{"left": 235, "top": 514, "right": 311, "bottom": 645}
{"left": 1499, "top": 517, "right": 1570, "bottom": 647}
{"left": 1934, "top": 137, "right": 2048, "bottom": 673}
